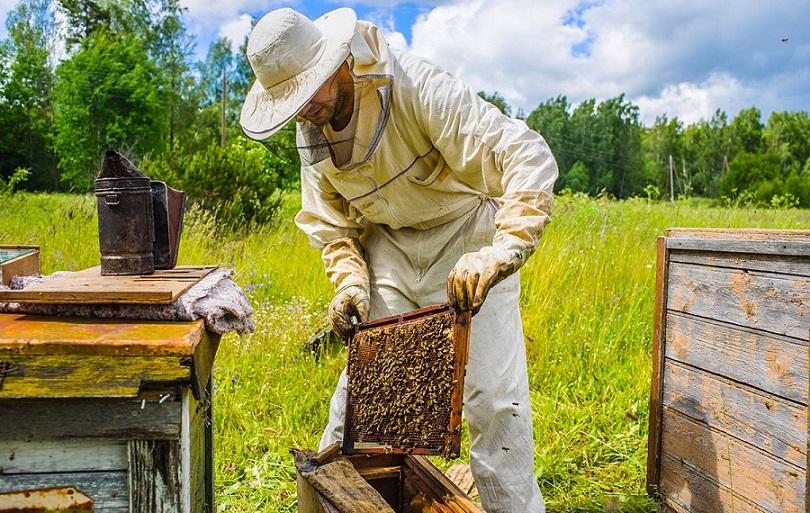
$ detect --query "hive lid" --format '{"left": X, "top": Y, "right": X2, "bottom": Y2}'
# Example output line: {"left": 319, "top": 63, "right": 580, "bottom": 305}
{"left": 342, "top": 304, "right": 472, "bottom": 459}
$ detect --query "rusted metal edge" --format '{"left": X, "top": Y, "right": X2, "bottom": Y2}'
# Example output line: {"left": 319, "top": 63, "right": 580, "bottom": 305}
{"left": 354, "top": 303, "right": 455, "bottom": 332}
{"left": 0, "top": 486, "right": 93, "bottom": 512}
{"left": 646, "top": 236, "right": 669, "bottom": 497}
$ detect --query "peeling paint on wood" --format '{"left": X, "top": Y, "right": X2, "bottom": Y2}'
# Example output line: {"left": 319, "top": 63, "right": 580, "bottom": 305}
{"left": 662, "top": 407, "right": 804, "bottom": 512}
{"left": 667, "top": 263, "right": 809, "bottom": 339}
{"left": 662, "top": 360, "right": 806, "bottom": 468}
{"left": 0, "top": 471, "right": 128, "bottom": 512}
{"left": 666, "top": 312, "right": 807, "bottom": 404}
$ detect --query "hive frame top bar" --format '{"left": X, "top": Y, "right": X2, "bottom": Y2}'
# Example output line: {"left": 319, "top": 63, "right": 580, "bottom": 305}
{"left": 355, "top": 303, "right": 456, "bottom": 332}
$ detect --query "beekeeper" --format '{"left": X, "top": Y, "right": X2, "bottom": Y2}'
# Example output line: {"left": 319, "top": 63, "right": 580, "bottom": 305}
{"left": 241, "top": 7, "right": 557, "bottom": 513}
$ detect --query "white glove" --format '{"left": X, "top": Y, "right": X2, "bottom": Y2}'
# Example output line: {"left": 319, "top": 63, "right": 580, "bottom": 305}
{"left": 447, "top": 245, "right": 527, "bottom": 311}
{"left": 328, "top": 285, "right": 370, "bottom": 340}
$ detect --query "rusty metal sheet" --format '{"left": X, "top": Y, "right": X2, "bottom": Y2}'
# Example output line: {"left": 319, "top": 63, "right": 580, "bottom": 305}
{"left": 0, "top": 486, "right": 93, "bottom": 512}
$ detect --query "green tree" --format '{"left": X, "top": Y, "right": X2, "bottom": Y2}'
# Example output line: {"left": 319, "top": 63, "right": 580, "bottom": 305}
{"left": 719, "top": 151, "right": 782, "bottom": 202}
{"left": 526, "top": 95, "right": 571, "bottom": 180}
{"left": 764, "top": 111, "right": 810, "bottom": 173}
{"left": 681, "top": 110, "right": 730, "bottom": 197}
{"left": 54, "top": 29, "right": 166, "bottom": 190}
{"left": 641, "top": 116, "right": 682, "bottom": 194}
{"left": 0, "top": 0, "right": 57, "bottom": 189}
{"left": 729, "top": 107, "right": 764, "bottom": 155}
{"left": 477, "top": 91, "right": 512, "bottom": 117}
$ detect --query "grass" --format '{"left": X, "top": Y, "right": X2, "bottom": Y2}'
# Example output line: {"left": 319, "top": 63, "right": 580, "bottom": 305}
{"left": 2, "top": 191, "right": 809, "bottom": 512}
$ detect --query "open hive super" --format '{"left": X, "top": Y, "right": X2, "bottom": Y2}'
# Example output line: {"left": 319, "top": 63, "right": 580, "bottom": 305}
{"left": 344, "top": 305, "right": 471, "bottom": 458}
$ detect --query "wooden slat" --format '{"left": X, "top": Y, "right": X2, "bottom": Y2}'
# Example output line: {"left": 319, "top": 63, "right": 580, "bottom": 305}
{"left": 0, "top": 314, "right": 205, "bottom": 357}
{"left": 0, "top": 470, "right": 129, "bottom": 512}
{"left": 660, "top": 453, "right": 767, "bottom": 513}
{"left": 666, "top": 312, "right": 808, "bottom": 404}
{"left": 0, "top": 439, "right": 128, "bottom": 474}
{"left": 669, "top": 249, "right": 810, "bottom": 278}
{"left": 129, "top": 440, "right": 182, "bottom": 513}
{"left": 666, "top": 262, "right": 809, "bottom": 339}
{"left": 0, "top": 399, "right": 182, "bottom": 439}
{"left": 0, "top": 265, "right": 217, "bottom": 304}
{"left": 0, "top": 247, "right": 39, "bottom": 287}
{"left": 666, "top": 237, "right": 810, "bottom": 256}
{"left": 647, "top": 236, "right": 668, "bottom": 494}
{"left": 667, "top": 228, "right": 810, "bottom": 240}
{"left": 0, "top": 353, "right": 191, "bottom": 399}
{"left": 663, "top": 360, "right": 806, "bottom": 469}
{"left": 662, "top": 407, "right": 804, "bottom": 512}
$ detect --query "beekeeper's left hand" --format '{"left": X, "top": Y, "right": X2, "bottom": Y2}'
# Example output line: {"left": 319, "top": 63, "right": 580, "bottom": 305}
{"left": 447, "top": 245, "right": 525, "bottom": 311}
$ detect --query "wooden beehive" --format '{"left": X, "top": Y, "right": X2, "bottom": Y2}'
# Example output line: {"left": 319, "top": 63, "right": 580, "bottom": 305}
{"left": 343, "top": 304, "right": 471, "bottom": 458}
{"left": 295, "top": 447, "right": 484, "bottom": 513}
{"left": 647, "top": 229, "right": 809, "bottom": 513}
{"left": 0, "top": 314, "right": 219, "bottom": 513}
{"left": 0, "top": 246, "right": 39, "bottom": 287}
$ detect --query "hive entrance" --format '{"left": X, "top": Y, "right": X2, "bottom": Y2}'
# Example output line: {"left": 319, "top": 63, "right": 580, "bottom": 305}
{"left": 343, "top": 304, "right": 471, "bottom": 458}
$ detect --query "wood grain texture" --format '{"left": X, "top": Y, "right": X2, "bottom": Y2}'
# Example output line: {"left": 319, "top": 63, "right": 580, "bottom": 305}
{"left": 0, "top": 314, "right": 205, "bottom": 357}
{"left": 666, "top": 238, "right": 810, "bottom": 256}
{"left": 659, "top": 453, "right": 767, "bottom": 513}
{"left": 300, "top": 459, "right": 396, "bottom": 513}
{"left": 666, "top": 312, "right": 808, "bottom": 404}
{"left": 0, "top": 399, "right": 181, "bottom": 439}
{"left": 129, "top": 440, "right": 182, "bottom": 513}
{"left": 647, "top": 236, "right": 669, "bottom": 495}
{"left": 0, "top": 265, "right": 216, "bottom": 304}
{"left": 0, "top": 353, "right": 191, "bottom": 399}
{"left": 669, "top": 249, "right": 810, "bottom": 278}
{"left": 0, "top": 470, "right": 129, "bottom": 512}
{"left": 662, "top": 360, "right": 806, "bottom": 468}
{"left": 0, "top": 247, "right": 39, "bottom": 287}
{"left": 0, "top": 439, "right": 128, "bottom": 474}
{"left": 666, "top": 262, "right": 809, "bottom": 339}
{"left": 661, "top": 407, "right": 804, "bottom": 512}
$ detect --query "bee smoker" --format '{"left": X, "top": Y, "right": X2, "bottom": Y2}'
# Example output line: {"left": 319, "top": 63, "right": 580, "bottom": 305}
{"left": 94, "top": 150, "right": 186, "bottom": 276}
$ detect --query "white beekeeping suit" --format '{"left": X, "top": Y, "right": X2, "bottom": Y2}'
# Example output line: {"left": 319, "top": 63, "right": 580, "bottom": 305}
{"left": 241, "top": 8, "right": 558, "bottom": 513}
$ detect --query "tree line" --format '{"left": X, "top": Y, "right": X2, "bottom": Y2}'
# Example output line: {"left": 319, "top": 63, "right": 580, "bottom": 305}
{"left": 1, "top": 0, "right": 809, "bottom": 226}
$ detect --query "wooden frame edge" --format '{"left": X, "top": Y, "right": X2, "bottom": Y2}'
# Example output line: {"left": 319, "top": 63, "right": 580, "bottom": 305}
{"left": 646, "top": 236, "right": 669, "bottom": 497}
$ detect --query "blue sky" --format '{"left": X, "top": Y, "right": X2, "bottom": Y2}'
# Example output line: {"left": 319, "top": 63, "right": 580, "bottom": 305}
{"left": 2, "top": 0, "right": 808, "bottom": 125}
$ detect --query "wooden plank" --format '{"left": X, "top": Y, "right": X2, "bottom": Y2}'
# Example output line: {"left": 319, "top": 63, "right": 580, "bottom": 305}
{"left": 298, "top": 459, "right": 396, "bottom": 513}
{"left": 0, "top": 315, "right": 205, "bottom": 357}
{"left": 666, "top": 237, "right": 810, "bottom": 256}
{"left": 404, "top": 456, "right": 482, "bottom": 513}
{"left": 666, "top": 262, "right": 809, "bottom": 339}
{"left": 661, "top": 407, "right": 804, "bottom": 512}
{"left": 0, "top": 265, "right": 216, "bottom": 304}
{"left": 659, "top": 453, "right": 767, "bottom": 513}
{"left": 181, "top": 384, "right": 210, "bottom": 513}
{"left": 647, "top": 236, "right": 669, "bottom": 495}
{"left": 0, "top": 354, "right": 191, "bottom": 399}
{"left": 663, "top": 360, "right": 806, "bottom": 468}
{"left": 0, "top": 439, "right": 128, "bottom": 474}
{"left": 669, "top": 249, "right": 810, "bottom": 278}
{"left": 0, "top": 471, "right": 129, "bottom": 512}
{"left": 667, "top": 228, "right": 810, "bottom": 242}
{"left": 0, "top": 399, "right": 181, "bottom": 439}
{"left": 666, "top": 312, "right": 808, "bottom": 404}
{"left": 129, "top": 440, "right": 182, "bottom": 513}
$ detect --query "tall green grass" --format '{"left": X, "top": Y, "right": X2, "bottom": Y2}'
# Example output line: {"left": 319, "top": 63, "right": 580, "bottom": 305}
{"left": 2, "top": 192, "right": 808, "bottom": 512}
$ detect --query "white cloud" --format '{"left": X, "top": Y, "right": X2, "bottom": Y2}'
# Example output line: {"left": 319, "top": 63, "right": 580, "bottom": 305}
{"left": 219, "top": 13, "right": 253, "bottom": 49}
{"left": 402, "top": 0, "right": 810, "bottom": 124}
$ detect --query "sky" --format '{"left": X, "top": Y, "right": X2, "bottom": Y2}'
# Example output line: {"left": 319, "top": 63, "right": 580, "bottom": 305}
{"left": 1, "top": 0, "right": 809, "bottom": 125}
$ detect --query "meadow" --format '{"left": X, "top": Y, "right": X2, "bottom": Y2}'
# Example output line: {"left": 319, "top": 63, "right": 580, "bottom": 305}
{"left": 2, "top": 192, "right": 809, "bottom": 512}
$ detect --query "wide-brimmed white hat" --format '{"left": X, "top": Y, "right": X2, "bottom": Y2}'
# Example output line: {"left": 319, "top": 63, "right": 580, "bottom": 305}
{"left": 240, "top": 8, "right": 357, "bottom": 140}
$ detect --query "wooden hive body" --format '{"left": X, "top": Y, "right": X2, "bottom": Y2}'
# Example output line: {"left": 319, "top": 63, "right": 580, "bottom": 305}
{"left": 296, "top": 450, "right": 484, "bottom": 513}
{"left": 647, "top": 229, "right": 810, "bottom": 513}
{"left": 0, "top": 314, "right": 219, "bottom": 513}
{"left": 0, "top": 246, "right": 39, "bottom": 287}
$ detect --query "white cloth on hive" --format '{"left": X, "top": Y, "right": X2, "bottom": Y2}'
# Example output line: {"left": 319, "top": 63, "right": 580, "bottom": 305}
{"left": 0, "top": 268, "right": 254, "bottom": 335}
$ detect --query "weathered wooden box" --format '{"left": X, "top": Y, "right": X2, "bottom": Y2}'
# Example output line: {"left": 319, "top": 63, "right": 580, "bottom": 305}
{"left": 296, "top": 449, "right": 484, "bottom": 513}
{"left": 647, "top": 229, "right": 809, "bottom": 513}
{"left": 0, "top": 246, "right": 39, "bottom": 287}
{"left": 0, "top": 314, "right": 219, "bottom": 513}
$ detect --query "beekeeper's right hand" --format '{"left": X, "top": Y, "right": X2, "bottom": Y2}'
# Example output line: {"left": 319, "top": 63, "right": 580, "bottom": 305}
{"left": 328, "top": 285, "right": 370, "bottom": 340}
